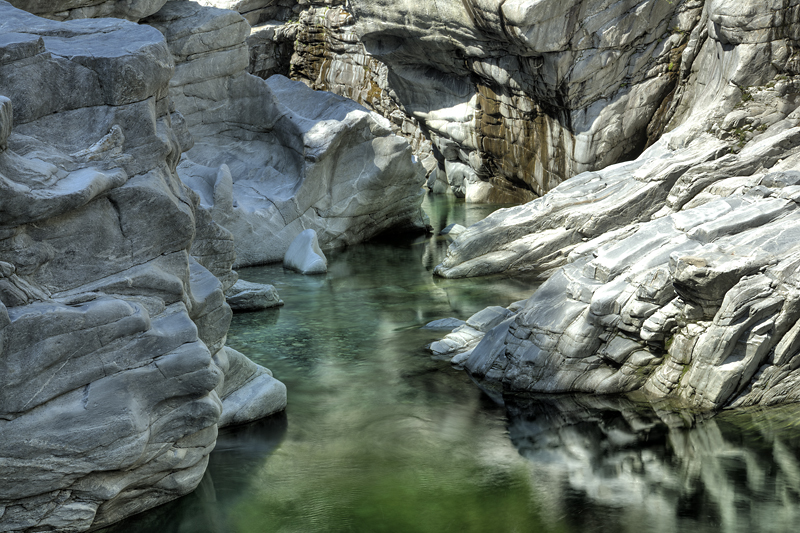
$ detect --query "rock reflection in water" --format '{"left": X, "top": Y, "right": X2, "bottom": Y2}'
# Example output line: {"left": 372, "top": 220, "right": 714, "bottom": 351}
{"left": 506, "top": 394, "right": 800, "bottom": 533}
{"left": 98, "top": 415, "right": 288, "bottom": 533}
{"left": 97, "top": 194, "right": 800, "bottom": 532}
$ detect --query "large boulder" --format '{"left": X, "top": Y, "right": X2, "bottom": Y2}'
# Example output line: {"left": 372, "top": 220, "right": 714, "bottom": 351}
{"left": 0, "top": 5, "right": 285, "bottom": 532}
{"left": 144, "top": 0, "right": 428, "bottom": 268}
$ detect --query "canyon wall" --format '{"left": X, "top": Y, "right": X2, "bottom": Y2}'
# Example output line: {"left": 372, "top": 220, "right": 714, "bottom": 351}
{"left": 237, "top": 0, "right": 704, "bottom": 202}
{"left": 1, "top": 0, "right": 430, "bottom": 529}
{"left": 0, "top": 2, "right": 289, "bottom": 531}
{"left": 431, "top": 0, "right": 800, "bottom": 411}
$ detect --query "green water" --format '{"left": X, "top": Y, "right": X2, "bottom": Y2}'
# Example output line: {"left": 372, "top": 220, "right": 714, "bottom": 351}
{"left": 102, "top": 194, "right": 800, "bottom": 533}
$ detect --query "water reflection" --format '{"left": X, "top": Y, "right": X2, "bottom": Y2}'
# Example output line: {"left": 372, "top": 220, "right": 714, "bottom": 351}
{"left": 100, "top": 415, "right": 288, "bottom": 533}
{"left": 99, "top": 194, "right": 800, "bottom": 533}
{"left": 506, "top": 394, "right": 800, "bottom": 533}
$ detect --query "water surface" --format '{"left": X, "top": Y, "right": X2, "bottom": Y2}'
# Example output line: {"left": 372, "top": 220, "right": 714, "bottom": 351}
{"left": 102, "top": 194, "right": 800, "bottom": 533}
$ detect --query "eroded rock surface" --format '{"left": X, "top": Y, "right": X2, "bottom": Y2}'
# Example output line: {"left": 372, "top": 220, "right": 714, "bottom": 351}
{"left": 0, "top": 5, "right": 285, "bottom": 532}
{"left": 221, "top": 0, "right": 705, "bottom": 201}
{"left": 144, "top": 0, "right": 427, "bottom": 268}
{"left": 431, "top": 0, "right": 800, "bottom": 410}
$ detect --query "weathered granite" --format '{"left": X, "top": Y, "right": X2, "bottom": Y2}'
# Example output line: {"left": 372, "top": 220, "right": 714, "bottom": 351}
{"left": 144, "top": 0, "right": 427, "bottom": 268}
{"left": 0, "top": 5, "right": 285, "bottom": 532}
{"left": 430, "top": 0, "right": 800, "bottom": 410}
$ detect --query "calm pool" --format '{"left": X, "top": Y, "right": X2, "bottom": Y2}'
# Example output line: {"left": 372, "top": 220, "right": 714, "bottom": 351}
{"left": 101, "top": 194, "right": 800, "bottom": 533}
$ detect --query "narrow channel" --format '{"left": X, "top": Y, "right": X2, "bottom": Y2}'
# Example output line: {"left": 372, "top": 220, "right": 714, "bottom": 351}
{"left": 101, "top": 194, "right": 800, "bottom": 533}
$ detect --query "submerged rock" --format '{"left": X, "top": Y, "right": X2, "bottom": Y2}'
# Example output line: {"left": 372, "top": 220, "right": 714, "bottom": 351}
{"left": 283, "top": 228, "right": 328, "bottom": 274}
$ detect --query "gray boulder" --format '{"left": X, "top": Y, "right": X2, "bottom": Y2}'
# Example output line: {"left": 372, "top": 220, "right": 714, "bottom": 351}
{"left": 226, "top": 279, "right": 284, "bottom": 311}
{"left": 283, "top": 228, "right": 327, "bottom": 274}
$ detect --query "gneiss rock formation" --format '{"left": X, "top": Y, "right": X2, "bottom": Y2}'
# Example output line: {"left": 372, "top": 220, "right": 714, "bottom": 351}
{"left": 0, "top": 4, "right": 284, "bottom": 531}
{"left": 237, "top": 0, "right": 702, "bottom": 202}
{"left": 432, "top": 0, "right": 800, "bottom": 410}
{"left": 144, "top": 0, "right": 428, "bottom": 268}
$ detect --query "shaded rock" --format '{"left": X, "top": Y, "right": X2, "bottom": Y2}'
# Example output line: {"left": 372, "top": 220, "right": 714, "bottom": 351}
{"left": 283, "top": 228, "right": 327, "bottom": 274}
{"left": 225, "top": 279, "right": 283, "bottom": 311}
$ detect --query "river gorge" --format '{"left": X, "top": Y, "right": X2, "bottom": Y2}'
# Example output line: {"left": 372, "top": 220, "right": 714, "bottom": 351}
{"left": 5, "top": 0, "right": 800, "bottom": 531}
{"left": 98, "top": 195, "right": 800, "bottom": 533}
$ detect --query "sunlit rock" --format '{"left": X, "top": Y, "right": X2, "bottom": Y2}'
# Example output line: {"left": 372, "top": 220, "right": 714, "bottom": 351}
{"left": 430, "top": 0, "right": 800, "bottom": 410}
{"left": 145, "top": 0, "right": 427, "bottom": 267}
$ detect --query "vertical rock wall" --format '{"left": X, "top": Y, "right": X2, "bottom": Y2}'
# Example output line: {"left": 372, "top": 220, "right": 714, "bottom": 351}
{"left": 237, "top": 0, "right": 705, "bottom": 202}
{"left": 0, "top": 4, "right": 286, "bottom": 532}
{"left": 429, "top": 0, "right": 800, "bottom": 411}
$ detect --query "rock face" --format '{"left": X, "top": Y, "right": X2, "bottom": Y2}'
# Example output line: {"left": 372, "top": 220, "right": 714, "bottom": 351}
{"left": 226, "top": 0, "right": 703, "bottom": 202}
{"left": 431, "top": 0, "right": 800, "bottom": 410}
{"left": 0, "top": 4, "right": 285, "bottom": 532}
{"left": 144, "top": 0, "right": 427, "bottom": 268}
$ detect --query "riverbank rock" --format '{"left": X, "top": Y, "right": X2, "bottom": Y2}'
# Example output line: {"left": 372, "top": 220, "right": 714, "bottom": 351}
{"left": 215, "top": 347, "right": 287, "bottom": 427}
{"left": 0, "top": 6, "right": 285, "bottom": 532}
{"left": 283, "top": 228, "right": 327, "bottom": 274}
{"left": 144, "top": 0, "right": 427, "bottom": 268}
{"left": 226, "top": 279, "right": 283, "bottom": 311}
{"left": 430, "top": 0, "right": 800, "bottom": 410}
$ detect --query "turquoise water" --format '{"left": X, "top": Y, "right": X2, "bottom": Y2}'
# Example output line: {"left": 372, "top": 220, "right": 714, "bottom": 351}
{"left": 101, "top": 194, "right": 800, "bottom": 533}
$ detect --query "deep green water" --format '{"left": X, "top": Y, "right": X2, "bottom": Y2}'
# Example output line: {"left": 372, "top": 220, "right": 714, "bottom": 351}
{"left": 102, "top": 194, "right": 800, "bottom": 533}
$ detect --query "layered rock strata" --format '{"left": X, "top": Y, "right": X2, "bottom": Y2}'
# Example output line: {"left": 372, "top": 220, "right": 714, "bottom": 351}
{"left": 0, "top": 5, "right": 285, "bottom": 532}
{"left": 431, "top": 0, "right": 800, "bottom": 410}
{"left": 144, "top": 0, "right": 427, "bottom": 268}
